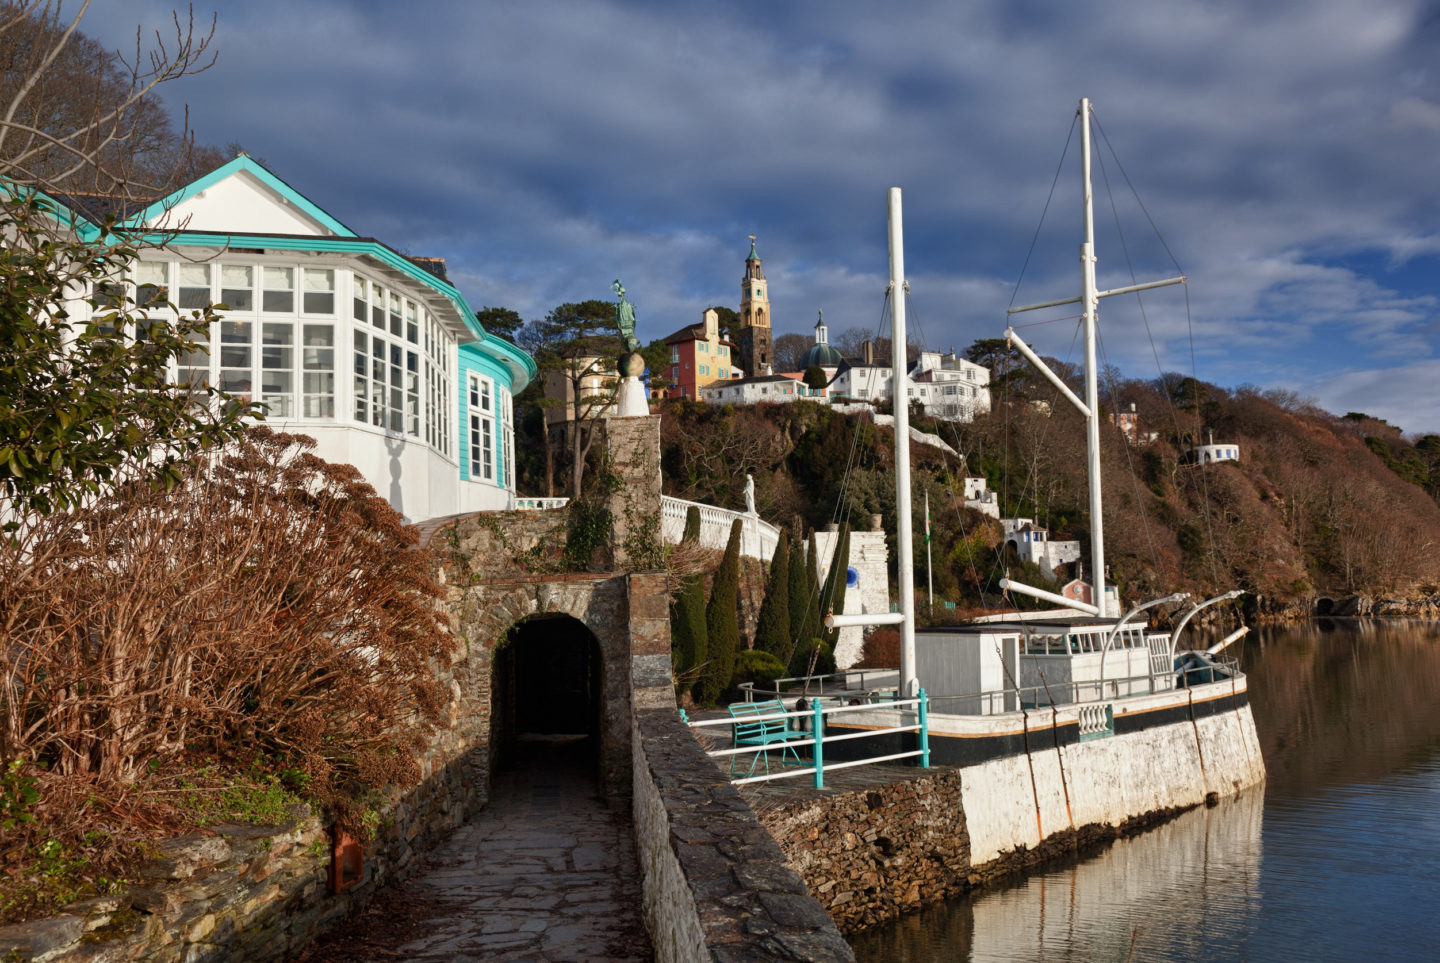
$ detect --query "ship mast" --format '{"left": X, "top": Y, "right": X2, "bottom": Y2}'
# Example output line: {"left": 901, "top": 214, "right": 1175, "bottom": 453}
{"left": 889, "top": 187, "right": 918, "bottom": 696}
{"left": 1003, "top": 97, "right": 1185, "bottom": 619}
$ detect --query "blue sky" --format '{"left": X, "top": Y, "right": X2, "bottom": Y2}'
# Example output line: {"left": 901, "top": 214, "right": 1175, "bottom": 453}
{"left": 89, "top": 0, "right": 1440, "bottom": 433}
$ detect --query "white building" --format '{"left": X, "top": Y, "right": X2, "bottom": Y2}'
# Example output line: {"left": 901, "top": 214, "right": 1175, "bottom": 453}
{"left": 963, "top": 476, "right": 1000, "bottom": 519}
{"left": 827, "top": 350, "right": 990, "bottom": 422}
{"left": 1001, "top": 517, "right": 1081, "bottom": 579}
{"left": 1190, "top": 442, "right": 1240, "bottom": 465}
{"left": 47, "top": 155, "right": 535, "bottom": 522}
{"left": 700, "top": 373, "right": 827, "bottom": 406}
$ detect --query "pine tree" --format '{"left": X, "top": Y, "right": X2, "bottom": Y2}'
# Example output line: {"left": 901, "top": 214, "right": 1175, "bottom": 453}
{"left": 754, "top": 530, "right": 791, "bottom": 659}
{"left": 699, "top": 519, "right": 743, "bottom": 704}
{"left": 824, "top": 523, "right": 851, "bottom": 647}
{"left": 670, "top": 506, "right": 707, "bottom": 687}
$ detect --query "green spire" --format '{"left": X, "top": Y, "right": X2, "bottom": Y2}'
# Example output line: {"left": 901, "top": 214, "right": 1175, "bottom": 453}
{"left": 747, "top": 234, "right": 758, "bottom": 260}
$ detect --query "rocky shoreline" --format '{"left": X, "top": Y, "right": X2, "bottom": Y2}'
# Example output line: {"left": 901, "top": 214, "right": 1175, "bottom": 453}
{"left": 1243, "top": 591, "right": 1440, "bottom": 623}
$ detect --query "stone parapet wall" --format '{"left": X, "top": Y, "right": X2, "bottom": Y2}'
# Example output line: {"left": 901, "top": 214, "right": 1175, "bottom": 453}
{"left": 631, "top": 709, "right": 854, "bottom": 962}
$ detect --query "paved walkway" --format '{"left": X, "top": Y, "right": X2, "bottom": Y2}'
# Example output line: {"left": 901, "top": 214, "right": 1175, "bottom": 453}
{"left": 300, "top": 735, "right": 653, "bottom": 962}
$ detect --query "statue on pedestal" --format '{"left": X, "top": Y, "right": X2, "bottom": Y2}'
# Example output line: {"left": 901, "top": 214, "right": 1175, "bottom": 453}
{"left": 611, "top": 278, "right": 649, "bottom": 416}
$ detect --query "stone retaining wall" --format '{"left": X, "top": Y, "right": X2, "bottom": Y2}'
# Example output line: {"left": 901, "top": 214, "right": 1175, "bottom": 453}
{"left": 754, "top": 770, "right": 972, "bottom": 933}
{"left": 631, "top": 708, "right": 854, "bottom": 962}
{"left": 0, "top": 746, "right": 489, "bottom": 962}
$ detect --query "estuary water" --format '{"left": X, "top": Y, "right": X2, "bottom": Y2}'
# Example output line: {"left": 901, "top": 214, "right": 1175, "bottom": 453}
{"left": 849, "top": 620, "right": 1440, "bottom": 962}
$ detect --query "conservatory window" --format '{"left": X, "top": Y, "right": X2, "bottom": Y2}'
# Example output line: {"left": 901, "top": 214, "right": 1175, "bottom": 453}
{"left": 221, "top": 265, "right": 253, "bottom": 311}
{"left": 218, "top": 321, "right": 253, "bottom": 399}
{"left": 406, "top": 301, "right": 419, "bottom": 344}
{"left": 134, "top": 261, "right": 168, "bottom": 308}
{"left": 302, "top": 324, "right": 335, "bottom": 418}
{"left": 178, "top": 263, "right": 211, "bottom": 310}
{"left": 353, "top": 278, "right": 368, "bottom": 323}
{"left": 262, "top": 267, "right": 294, "bottom": 313}
{"left": 389, "top": 293, "right": 403, "bottom": 338}
{"left": 371, "top": 284, "right": 386, "bottom": 328}
{"left": 303, "top": 269, "right": 335, "bottom": 315}
{"left": 468, "top": 374, "right": 494, "bottom": 481}
{"left": 502, "top": 389, "right": 514, "bottom": 490}
{"left": 260, "top": 322, "right": 294, "bottom": 417}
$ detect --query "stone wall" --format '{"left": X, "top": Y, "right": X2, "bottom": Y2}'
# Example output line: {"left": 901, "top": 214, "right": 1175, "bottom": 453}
{"left": 631, "top": 708, "right": 854, "bottom": 962}
{"left": 754, "top": 771, "right": 971, "bottom": 934}
{"left": 0, "top": 750, "right": 490, "bottom": 961}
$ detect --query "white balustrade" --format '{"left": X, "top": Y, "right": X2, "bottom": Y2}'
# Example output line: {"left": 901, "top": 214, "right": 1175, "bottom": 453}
{"left": 659, "top": 495, "right": 780, "bottom": 561}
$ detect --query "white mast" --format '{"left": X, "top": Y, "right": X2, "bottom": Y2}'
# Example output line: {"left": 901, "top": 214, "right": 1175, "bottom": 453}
{"left": 1003, "top": 97, "right": 1186, "bottom": 620}
{"left": 889, "top": 187, "right": 918, "bottom": 697}
{"left": 1079, "top": 97, "right": 1106, "bottom": 617}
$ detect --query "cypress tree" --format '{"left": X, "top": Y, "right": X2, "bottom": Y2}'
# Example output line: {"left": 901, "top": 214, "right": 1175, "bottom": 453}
{"left": 699, "top": 519, "right": 743, "bottom": 704}
{"left": 787, "top": 528, "right": 810, "bottom": 646}
{"left": 824, "top": 523, "right": 851, "bottom": 647}
{"left": 800, "top": 530, "right": 824, "bottom": 650}
{"left": 670, "top": 506, "right": 707, "bottom": 688}
{"left": 754, "top": 530, "right": 791, "bottom": 659}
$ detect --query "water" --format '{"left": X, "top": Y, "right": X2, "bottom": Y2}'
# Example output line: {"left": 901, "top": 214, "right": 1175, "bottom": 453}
{"left": 849, "top": 620, "right": 1440, "bottom": 962}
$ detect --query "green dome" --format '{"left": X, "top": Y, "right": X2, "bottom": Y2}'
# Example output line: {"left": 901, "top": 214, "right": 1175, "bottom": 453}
{"left": 799, "top": 342, "right": 845, "bottom": 369}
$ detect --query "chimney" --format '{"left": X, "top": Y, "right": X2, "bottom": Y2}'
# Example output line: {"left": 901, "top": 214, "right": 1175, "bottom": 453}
{"left": 862, "top": 340, "right": 875, "bottom": 365}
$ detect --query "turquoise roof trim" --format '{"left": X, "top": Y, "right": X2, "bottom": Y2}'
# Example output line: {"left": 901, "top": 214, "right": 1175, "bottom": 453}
{"left": 120, "top": 155, "right": 358, "bottom": 239}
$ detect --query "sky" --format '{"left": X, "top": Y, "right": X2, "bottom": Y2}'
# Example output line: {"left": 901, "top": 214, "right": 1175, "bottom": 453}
{"left": 86, "top": 0, "right": 1440, "bottom": 434}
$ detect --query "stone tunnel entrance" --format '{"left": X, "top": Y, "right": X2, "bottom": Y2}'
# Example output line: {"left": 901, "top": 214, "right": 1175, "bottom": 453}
{"left": 492, "top": 614, "right": 604, "bottom": 777}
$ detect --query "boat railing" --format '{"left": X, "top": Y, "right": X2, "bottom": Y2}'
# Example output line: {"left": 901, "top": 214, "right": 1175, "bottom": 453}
{"left": 681, "top": 692, "right": 930, "bottom": 788}
{"left": 925, "top": 657, "right": 1243, "bottom": 715}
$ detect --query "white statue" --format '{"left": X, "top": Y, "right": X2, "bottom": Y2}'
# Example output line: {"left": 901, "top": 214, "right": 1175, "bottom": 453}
{"left": 744, "top": 473, "right": 756, "bottom": 514}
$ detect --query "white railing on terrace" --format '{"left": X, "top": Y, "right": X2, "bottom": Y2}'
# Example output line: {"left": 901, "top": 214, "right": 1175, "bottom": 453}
{"left": 660, "top": 495, "right": 780, "bottom": 561}
{"left": 514, "top": 497, "right": 571, "bottom": 510}
{"left": 682, "top": 694, "right": 931, "bottom": 787}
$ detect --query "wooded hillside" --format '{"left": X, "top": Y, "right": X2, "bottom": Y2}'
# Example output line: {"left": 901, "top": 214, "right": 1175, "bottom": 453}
{"left": 652, "top": 378, "right": 1440, "bottom": 611}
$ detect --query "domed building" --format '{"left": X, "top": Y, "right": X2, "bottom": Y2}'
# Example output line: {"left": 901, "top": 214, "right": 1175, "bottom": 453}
{"left": 798, "top": 311, "right": 845, "bottom": 376}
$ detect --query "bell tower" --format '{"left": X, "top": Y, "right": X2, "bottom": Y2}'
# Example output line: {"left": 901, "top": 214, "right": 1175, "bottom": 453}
{"left": 738, "top": 235, "right": 773, "bottom": 376}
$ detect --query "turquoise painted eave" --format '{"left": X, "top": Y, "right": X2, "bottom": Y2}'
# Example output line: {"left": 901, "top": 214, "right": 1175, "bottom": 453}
{"left": 462, "top": 335, "right": 536, "bottom": 392}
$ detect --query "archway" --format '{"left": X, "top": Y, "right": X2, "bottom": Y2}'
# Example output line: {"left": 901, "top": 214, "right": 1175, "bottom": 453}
{"left": 491, "top": 614, "right": 604, "bottom": 776}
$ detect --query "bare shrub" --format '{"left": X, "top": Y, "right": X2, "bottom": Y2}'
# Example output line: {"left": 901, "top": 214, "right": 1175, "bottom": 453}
{"left": 0, "top": 428, "right": 452, "bottom": 824}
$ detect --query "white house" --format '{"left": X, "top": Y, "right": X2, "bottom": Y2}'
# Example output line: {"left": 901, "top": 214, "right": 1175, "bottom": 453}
{"left": 827, "top": 350, "right": 990, "bottom": 423}
{"left": 1190, "top": 442, "right": 1240, "bottom": 465}
{"left": 47, "top": 155, "right": 535, "bottom": 523}
{"left": 700, "top": 373, "right": 827, "bottom": 406}
{"left": 1001, "top": 517, "right": 1081, "bottom": 579}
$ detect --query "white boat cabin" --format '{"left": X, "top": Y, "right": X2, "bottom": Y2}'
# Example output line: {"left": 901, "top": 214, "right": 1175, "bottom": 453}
{"left": 916, "top": 617, "right": 1173, "bottom": 716}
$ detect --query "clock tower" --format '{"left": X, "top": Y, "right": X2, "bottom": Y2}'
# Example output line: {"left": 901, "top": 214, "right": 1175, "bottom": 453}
{"left": 738, "top": 236, "right": 773, "bottom": 376}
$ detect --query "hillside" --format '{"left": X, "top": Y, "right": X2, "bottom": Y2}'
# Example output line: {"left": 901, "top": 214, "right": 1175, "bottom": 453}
{"left": 650, "top": 380, "right": 1440, "bottom": 613}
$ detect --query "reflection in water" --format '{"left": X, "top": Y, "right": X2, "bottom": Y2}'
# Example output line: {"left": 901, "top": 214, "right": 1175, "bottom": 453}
{"left": 850, "top": 621, "right": 1440, "bottom": 962}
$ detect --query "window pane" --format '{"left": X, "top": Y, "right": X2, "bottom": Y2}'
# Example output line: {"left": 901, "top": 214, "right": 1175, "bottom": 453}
{"left": 263, "top": 267, "right": 293, "bottom": 312}
{"left": 220, "top": 264, "right": 253, "bottom": 310}
{"left": 406, "top": 302, "right": 419, "bottom": 343}
{"left": 371, "top": 285, "right": 386, "bottom": 327}
{"left": 303, "top": 269, "right": 335, "bottom": 314}
{"left": 262, "top": 322, "right": 293, "bottom": 370}
{"left": 135, "top": 261, "right": 169, "bottom": 307}
{"left": 353, "top": 278, "right": 367, "bottom": 322}
{"left": 178, "top": 263, "right": 210, "bottom": 310}
{"left": 389, "top": 293, "right": 402, "bottom": 337}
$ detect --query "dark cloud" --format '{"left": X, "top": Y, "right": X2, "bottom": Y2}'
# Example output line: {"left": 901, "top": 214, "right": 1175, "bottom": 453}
{"left": 84, "top": 0, "right": 1440, "bottom": 430}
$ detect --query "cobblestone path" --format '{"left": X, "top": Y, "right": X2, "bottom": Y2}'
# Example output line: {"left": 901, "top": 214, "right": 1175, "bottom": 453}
{"left": 300, "top": 735, "right": 653, "bottom": 962}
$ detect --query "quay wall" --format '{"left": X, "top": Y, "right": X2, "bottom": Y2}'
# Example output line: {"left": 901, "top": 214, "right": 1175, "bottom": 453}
{"left": 758, "top": 692, "right": 1265, "bottom": 933}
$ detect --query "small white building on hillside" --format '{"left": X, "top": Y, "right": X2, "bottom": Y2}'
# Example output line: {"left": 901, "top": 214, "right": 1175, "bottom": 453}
{"left": 1002, "top": 517, "right": 1081, "bottom": 579}
{"left": 1190, "top": 442, "right": 1240, "bottom": 465}
{"left": 46, "top": 155, "right": 535, "bottom": 522}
